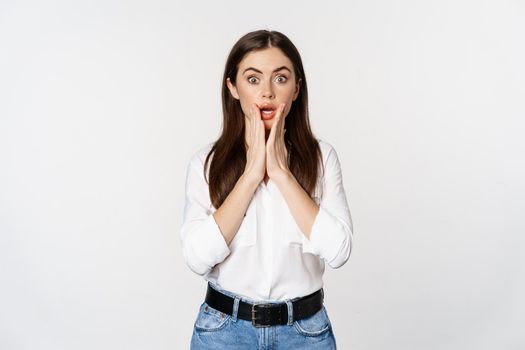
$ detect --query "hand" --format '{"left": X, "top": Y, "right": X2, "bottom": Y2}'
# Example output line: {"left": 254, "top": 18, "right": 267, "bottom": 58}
{"left": 266, "top": 102, "right": 291, "bottom": 183}
{"left": 243, "top": 103, "right": 266, "bottom": 185}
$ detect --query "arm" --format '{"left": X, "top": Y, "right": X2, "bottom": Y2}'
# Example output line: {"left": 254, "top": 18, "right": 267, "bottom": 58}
{"left": 274, "top": 144, "right": 354, "bottom": 268}
{"left": 180, "top": 153, "right": 259, "bottom": 276}
{"left": 213, "top": 173, "right": 259, "bottom": 246}
{"left": 273, "top": 174, "right": 320, "bottom": 240}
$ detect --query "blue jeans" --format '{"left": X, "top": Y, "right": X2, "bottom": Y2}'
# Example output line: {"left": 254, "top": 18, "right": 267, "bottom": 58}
{"left": 190, "top": 282, "right": 337, "bottom": 349}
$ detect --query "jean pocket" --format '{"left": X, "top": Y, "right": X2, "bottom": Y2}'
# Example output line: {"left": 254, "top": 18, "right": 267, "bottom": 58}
{"left": 194, "top": 302, "right": 231, "bottom": 332}
{"left": 293, "top": 306, "right": 332, "bottom": 337}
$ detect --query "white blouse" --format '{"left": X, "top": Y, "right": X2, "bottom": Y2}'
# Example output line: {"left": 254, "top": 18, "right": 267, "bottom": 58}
{"left": 180, "top": 139, "right": 354, "bottom": 301}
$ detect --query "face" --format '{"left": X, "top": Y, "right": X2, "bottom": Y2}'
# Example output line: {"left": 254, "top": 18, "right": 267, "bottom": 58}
{"left": 226, "top": 47, "right": 302, "bottom": 131}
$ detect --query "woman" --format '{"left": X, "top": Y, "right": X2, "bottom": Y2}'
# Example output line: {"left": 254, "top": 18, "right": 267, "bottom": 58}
{"left": 180, "top": 29, "right": 353, "bottom": 349}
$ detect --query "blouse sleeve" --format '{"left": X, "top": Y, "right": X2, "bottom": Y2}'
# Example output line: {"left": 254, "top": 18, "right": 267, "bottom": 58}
{"left": 179, "top": 152, "right": 231, "bottom": 276}
{"left": 301, "top": 144, "right": 354, "bottom": 268}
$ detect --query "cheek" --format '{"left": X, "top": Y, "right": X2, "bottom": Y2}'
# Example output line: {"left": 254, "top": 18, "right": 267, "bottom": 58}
{"left": 239, "top": 101, "right": 248, "bottom": 116}
{"left": 237, "top": 84, "right": 255, "bottom": 100}
{"left": 238, "top": 99, "right": 251, "bottom": 117}
{"left": 237, "top": 91, "right": 256, "bottom": 115}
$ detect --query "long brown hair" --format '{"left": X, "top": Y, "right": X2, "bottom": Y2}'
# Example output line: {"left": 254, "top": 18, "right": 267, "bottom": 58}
{"left": 204, "top": 29, "right": 323, "bottom": 210}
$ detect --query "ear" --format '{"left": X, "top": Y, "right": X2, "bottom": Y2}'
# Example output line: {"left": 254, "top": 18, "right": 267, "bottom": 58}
{"left": 226, "top": 78, "right": 240, "bottom": 100}
{"left": 292, "top": 78, "right": 302, "bottom": 101}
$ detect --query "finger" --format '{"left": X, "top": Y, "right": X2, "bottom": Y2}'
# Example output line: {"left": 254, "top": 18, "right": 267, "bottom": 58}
{"left": 267, "top": 111, "right": 278, "bottom": 146}
{"left": 247, "top": 105, "right": 253, "bottom": 149}
{"left": 253, "top": 103, "right": 260, "bottom": 129}
{"left": 276, "top": 102, "right": 285, "bottom": 120}
{"left": 279, "top": 103, "right": 286, "bottom": 134}
{"left": 245, "top": 106, "right": 250, "bottom": 148}
{"left": 277, "top": 104, "right": 288, "bottom": 166}
{"left": 253, "top": 102, "right": 262, "bottom": 120}
{"left": 276, "top": 125, "right": 286, "bottom": 163}
{"left": 273, "top": 104, "right": 284, "bottom": 144}
{"left": 256, "top": 109, "right": 264, "bottom": 147}
{"left": 252, "top": 103, "right": 260, "bottom": 142}
{"left": 252, "top": 103, "right": 257, "bottom": 128}
{"left": 258, "top": 118, "right": 265, "bottom": 150}
{"left": 275, "top": 103, "right": 285, "bottom": 139}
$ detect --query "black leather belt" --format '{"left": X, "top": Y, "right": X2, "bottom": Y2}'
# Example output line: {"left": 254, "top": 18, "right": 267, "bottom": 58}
{"left": 204, "top": 282, "right": 324, "bottom": 328}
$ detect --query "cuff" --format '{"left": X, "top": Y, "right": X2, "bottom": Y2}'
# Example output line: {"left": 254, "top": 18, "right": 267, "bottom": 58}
{"left": 301, "top": 205, "right": 351, "bottom": 266}
{"left": 184, "top": 214, "right": 231, "bottom": 275}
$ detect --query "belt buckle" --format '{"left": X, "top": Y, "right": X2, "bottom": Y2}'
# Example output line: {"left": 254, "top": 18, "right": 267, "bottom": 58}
{"left": 251, "top": 303, "right": 275, "bottom": 328}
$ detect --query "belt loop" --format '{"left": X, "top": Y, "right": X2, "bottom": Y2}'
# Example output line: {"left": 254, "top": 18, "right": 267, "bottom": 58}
{"left": 232, "top": 296, "right": 240, "bottom": 322}
{"left": 285, "top": 299, "right": 294, "bottom": 326}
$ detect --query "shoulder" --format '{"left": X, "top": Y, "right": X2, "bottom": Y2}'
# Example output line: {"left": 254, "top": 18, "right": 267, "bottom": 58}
{"left": 312, "top": 138, "right": 340, "bottom": 201}
{"left": 184, "top": 142, "right": 216, "bottom": 184}
{"left": 315, "top": 138, "right": 337, "bottom": 166}
{"left": 187, "top": 141, "right": 215, "bottom": 169}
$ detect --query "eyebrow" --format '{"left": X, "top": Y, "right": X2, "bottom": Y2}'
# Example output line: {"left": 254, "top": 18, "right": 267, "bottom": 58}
{"left": 242, "top": 66, "right": 292, "bottom": 75}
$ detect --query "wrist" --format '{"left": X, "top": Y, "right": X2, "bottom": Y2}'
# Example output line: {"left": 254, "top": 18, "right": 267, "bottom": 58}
{"left": 239, "top": 173, "right": 261, "bottom": 192}
{"left": 273, "top": 170, "right": 294, "bottom": 188}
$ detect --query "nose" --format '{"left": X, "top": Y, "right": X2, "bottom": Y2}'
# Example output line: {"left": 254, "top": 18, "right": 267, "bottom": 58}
{"left": 261, "top": 79, "right": 274, "bottom": 99}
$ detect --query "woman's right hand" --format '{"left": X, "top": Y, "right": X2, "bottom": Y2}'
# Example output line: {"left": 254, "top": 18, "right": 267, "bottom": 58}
{"left": 243, "top": 103, "right": 266, "bottom": 186}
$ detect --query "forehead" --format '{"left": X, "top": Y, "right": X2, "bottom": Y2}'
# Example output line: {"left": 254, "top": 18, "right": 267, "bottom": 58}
{"left": 238, "top": 47, "right": 294, "bottom": 73}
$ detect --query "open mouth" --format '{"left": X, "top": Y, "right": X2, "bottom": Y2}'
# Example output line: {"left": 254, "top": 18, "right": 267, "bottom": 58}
{"left": 261, "top": 108, "right": 276, "bottom": 119}
{"left": 259, "top": 104, "right": 277, "bottom": 120}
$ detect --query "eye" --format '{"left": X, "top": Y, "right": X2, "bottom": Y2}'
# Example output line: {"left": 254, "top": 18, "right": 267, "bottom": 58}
{"left": 247, "top": 75, "right": 288, "bottom": 84}
{"left": 276, "top": 75, "right": 288, "bottom": 83}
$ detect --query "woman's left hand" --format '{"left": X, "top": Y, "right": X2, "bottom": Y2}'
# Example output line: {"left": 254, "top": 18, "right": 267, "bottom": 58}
{"left": 266, "top": 102, "right": 291, "bottom": 183}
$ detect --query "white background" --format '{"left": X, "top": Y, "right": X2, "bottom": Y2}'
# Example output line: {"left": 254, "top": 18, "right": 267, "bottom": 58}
{"left": 1, "top": 0, "right": 524, "bottom": 349}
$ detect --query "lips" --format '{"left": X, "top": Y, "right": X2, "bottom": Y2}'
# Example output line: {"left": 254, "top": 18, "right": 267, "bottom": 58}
{"left": 258, "top": 103, "right": 278, "bottom": 120}
{"left": 258, "top": 103, "right": 277, "bottom": 112}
